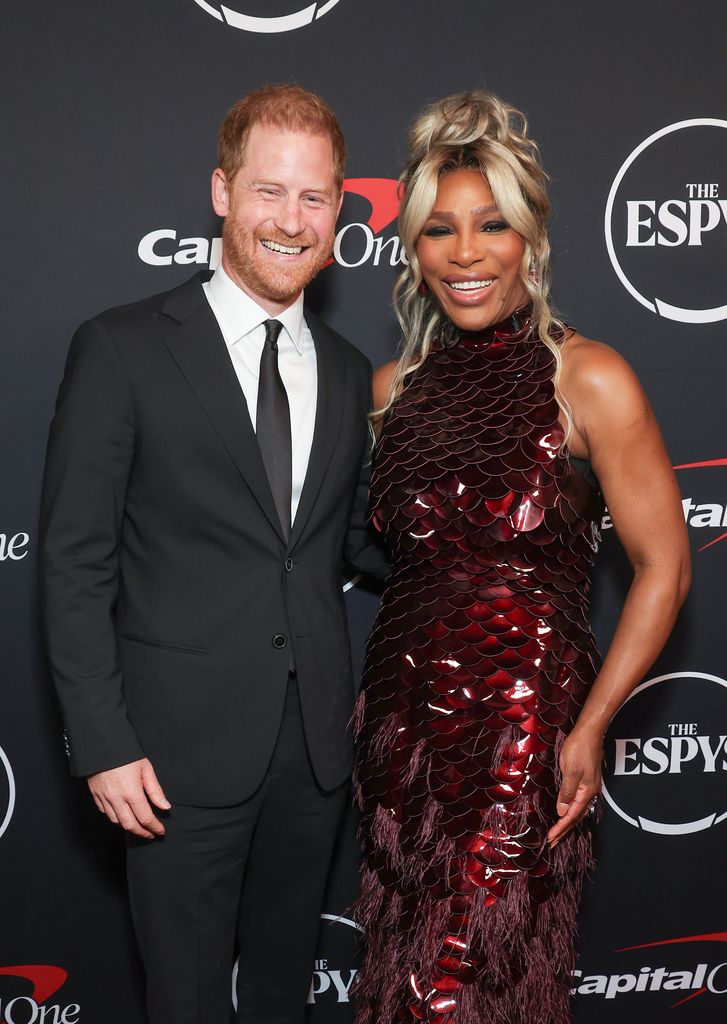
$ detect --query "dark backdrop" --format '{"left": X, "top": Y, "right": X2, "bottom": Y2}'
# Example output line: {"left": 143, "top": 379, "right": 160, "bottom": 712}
{"left": 2, "top": 2, "right": 726, "bottom": 1022}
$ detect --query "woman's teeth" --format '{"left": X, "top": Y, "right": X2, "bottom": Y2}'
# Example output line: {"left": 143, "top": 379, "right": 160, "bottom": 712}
{"left": 447, "top": 279, "right": 494, "bottom": 291}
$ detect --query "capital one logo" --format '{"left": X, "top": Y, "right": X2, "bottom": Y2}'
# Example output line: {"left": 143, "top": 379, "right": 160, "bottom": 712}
{"left": 0, "top": 965, "right": 78, "bottom": 1024}
{"left": 0, "top": 744, "right": 15, "bottom": 841}
{"left": 603, "top": 672, "right": 727, "bottom": 835}
{"left": 138, "top": 177, "right": 403, "bottom": 272}
{"left": 605, "top": 118, "right": 727, "bottom": 323}
{"left": 573, "top": 932, "right": 727, "bottom": 1011}
{"left": 192, "top": 0, "right": 343, "bottom": 33}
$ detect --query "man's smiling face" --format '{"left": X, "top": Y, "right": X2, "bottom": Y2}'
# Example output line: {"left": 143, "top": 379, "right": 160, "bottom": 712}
{"left": 211, "top": 123, "right": 342, "bottom": 315}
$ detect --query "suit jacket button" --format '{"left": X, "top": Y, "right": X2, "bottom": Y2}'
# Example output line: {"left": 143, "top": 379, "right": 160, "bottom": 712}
{"left": 272, "top": 633, "right": 287, "bottom": 649}
{"left": 284, "top": 557, "right": 294, "bottom": 573}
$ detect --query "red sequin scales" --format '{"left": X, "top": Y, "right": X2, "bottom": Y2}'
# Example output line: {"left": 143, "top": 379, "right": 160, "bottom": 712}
{"left": 353, "top": 311, "right": 603, "bottom": 1024}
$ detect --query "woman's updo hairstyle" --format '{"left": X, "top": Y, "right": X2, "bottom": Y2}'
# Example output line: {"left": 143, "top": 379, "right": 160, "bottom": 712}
{"left": 380, "top": 90, "right": 570, "bottom": 439}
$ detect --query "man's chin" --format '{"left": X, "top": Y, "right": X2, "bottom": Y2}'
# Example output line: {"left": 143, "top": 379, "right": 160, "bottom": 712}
{"left": 255, "top": 261, "right": 328, "bottom": 303}
{"left": 225, "top": 244, "right": 332, "bottom": 306}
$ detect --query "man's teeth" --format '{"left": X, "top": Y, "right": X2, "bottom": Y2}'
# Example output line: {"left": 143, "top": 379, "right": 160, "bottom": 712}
{"left": 448, "top": 279, "right": 494, "bottom": 291}
{"left": 261, "top": 240, "right": 304, "bottom": 255}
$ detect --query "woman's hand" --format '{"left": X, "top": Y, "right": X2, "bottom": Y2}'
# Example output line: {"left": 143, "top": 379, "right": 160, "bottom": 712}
{"left": 547, "top": 725, "right": 603, "bottom": 848}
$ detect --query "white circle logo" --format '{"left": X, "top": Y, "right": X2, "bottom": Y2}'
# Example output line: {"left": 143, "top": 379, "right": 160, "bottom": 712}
{"left": 602, "top": 671, "right": 727, "bottom": 835}
{"left": 231, "top": 914, "right": 361, "bottom": 1010}
{"left": 605, "top": 119, "right": 727, "bottom": 324}
{"left": 193, "top": 0, "right": 343, "bottom": 33}
{"left": 0, "top": 743, "right": 16, "bottom": 840}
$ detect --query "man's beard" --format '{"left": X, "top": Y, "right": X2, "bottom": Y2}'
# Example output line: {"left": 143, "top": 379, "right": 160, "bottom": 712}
{"left": 222, "top": 218, "right": 334, "bottom": 305}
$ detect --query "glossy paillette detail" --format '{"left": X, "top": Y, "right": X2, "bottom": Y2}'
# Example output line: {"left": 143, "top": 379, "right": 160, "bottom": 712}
{"left": 353, "top": 309, "right": 603, "bottom": 1024}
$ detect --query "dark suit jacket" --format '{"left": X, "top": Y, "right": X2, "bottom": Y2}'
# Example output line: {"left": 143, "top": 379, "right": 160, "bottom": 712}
{"left": 39, "top": 272, "right": 386, "bottom": 806}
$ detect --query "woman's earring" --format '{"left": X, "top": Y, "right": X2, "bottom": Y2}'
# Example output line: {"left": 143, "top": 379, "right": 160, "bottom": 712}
{"left": 528, "top": 261, "right": 539, "bottom": 284}
{"left": 418, "top": 280, "right": 429, "bottom": 296}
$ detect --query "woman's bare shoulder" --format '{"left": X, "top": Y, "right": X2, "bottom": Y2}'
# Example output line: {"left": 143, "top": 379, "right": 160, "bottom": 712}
{"left": 560, "top": 330, "right": 641, "bottom": 399}
{"left": 373, "top": 360, "right": 399, "bottom": 410}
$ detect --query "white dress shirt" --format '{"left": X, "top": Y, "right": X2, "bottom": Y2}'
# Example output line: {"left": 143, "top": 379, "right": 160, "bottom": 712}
{"left": 203, "top": 264, "right": 317, "bottom": 524}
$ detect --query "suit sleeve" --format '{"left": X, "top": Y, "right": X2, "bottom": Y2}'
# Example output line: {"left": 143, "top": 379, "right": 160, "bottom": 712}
{"left": 343, "top": 365, "right": 389, "bottom": 582}
{"left": 39, "top": 318, "right": 146, "bottom": 777}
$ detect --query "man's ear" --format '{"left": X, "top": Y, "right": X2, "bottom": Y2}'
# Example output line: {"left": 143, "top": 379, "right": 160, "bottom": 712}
{"left": 335, "top": 186, "right": 345, "bottom": 219}
{"left": 211, "top": 168, "right": 230, "bottom": 218}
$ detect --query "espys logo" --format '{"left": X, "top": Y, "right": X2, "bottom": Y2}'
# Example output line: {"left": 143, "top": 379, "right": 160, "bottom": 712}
{"left": 0, "top": 745, "right": 15, "bottom": 842}
{"left": 192, "top": 0, "right": 343, "bottom": 34}
{"left": 308, "top": 914, "right": 360, "bottom": 1005}
{"left": 138, "top": 178, "right": 403, "bottom": 273}
{"left": 0, "top": 965, "right": 79, "bottom": 1024}
{"left": 605, "top": 118, "right": 727, "bottom": 323}
{"left": 231, "top": 914, "right": 360, "bottom": 1011}
{"left": 601, "top": 457, "right": 727, "bottom": 553}
{"left": 603, "top": 672, "right": 727, "bottom": 835}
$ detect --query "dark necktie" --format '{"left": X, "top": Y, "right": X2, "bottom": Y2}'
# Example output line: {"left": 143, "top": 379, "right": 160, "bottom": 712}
{"left": 256, "top": 319, "right": 292, "bottom": 539}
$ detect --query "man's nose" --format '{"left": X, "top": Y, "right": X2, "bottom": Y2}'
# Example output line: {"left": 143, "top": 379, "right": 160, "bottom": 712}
{"left": 275, "top": 198, "right": 305, "bottom": 237}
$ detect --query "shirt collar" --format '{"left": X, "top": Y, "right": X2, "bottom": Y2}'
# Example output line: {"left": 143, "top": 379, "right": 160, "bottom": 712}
{"left": 207, "top": 263, "right": 306, "bottom": 355}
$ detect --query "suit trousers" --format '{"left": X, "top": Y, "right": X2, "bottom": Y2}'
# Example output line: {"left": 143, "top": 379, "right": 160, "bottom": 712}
{"left": 126, "top": 676, "right": 348, "bottom": 1024}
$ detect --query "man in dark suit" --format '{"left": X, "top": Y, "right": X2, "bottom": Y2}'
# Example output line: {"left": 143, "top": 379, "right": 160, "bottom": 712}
{"left": 39, "top": 84, "right": 386, "bottom": 1024}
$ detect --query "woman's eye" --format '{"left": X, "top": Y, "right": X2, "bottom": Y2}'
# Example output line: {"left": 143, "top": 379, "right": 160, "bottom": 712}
{"left": 421, "top": 225, "right": 452, "bottom": 238}
{"left": 482, "top": 220, "right": 509, "bottom": 232}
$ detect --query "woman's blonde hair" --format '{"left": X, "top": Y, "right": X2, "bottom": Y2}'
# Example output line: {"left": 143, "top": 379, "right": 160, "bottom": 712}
{"left": 380, "top": 90, "right": 571, "bottom": 441}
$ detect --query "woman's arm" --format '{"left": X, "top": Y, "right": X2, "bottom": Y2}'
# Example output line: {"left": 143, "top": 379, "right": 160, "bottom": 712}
{"left": 547, "top": 333, "right": 691, "bottom": 846}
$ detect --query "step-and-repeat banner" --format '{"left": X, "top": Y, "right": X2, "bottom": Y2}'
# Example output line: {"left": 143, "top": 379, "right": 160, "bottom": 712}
{"left": 2, "top": 2, "right": 726, "bottom": 1022}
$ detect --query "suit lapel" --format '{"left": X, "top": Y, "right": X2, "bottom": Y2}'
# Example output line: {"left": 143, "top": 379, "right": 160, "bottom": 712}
{"left": 162, "top": 274, "right": 286, "bottom": 545}
{"left": 289, "top": 313, "right": 347, "bottom": 550}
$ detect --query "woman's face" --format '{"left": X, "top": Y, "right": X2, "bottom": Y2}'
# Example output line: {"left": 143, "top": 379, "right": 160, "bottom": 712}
{"left": 416, "top": 168, "right": 529, "bottom": 332}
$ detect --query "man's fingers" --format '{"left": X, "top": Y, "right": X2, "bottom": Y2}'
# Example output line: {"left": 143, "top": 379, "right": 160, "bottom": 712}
{"left": 141, "top": 763, "right": 171, "bottom": 811}
{"left": 114, "top": 801, "right": 157, "bottom": 839}
{"left": 86, "top": 759, "right": 169, "bottom": 836}
{"left": 129, "top": 796, "right": 166, "bottom": 837}
{"left": 99, "top": 796, "right": 120, "bottom": 825}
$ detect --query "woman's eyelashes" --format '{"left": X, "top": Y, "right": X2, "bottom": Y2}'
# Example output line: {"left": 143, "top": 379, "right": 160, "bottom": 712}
{"left": 421, "top": 224, "right": 453, "bottom": 238}
{"left": 421, "top": 219, "right": 510, "bottom": 238}
{"left": 481, "top": 219, "right": 509, "bottom": 232}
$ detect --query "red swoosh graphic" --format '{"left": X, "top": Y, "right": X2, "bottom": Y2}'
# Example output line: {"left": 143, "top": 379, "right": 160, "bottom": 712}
{"left": 615, "top": 934, "right": 727, "bottom": 1011}
{"left": 618, "top": 931, "right": 727, "bottom": 951}
{"left": 342, "top": 178, "right": 401, "bottom": 234}
{"left": 671, "top": 987, "right": 708, "bottom": 1007}
{"left": 0, "top": 966, "right": 67, "bottom": 1014}
{"left": 698, "top": 530, "right": 727, "bottom": 552}
{"left": 673, "top": 459, "right": 727, "bottom": 470}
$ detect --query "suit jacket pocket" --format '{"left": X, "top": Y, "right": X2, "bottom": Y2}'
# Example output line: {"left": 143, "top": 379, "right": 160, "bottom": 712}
{"left": 120, "top": 632, "right": 208, "bottom": 656}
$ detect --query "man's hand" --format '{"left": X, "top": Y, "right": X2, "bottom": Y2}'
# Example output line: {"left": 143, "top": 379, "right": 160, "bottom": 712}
{"left": 87, "top": 758, "right": 171, "bottom": 838}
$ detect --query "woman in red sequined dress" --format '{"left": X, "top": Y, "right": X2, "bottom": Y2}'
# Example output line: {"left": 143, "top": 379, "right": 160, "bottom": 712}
{"left": 352, "top": 92, "right": 690, "bottom": 1024}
